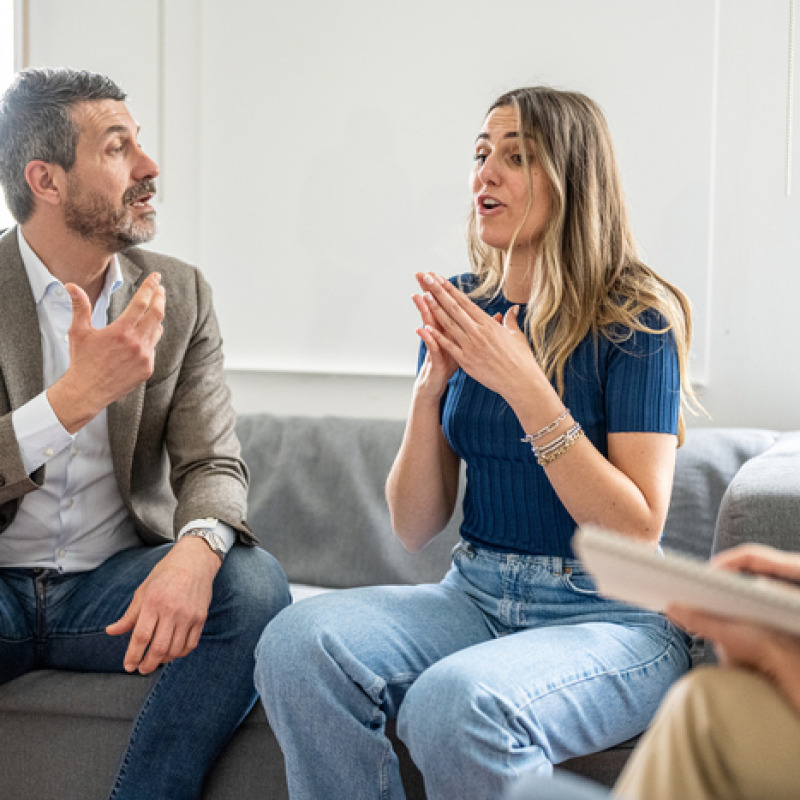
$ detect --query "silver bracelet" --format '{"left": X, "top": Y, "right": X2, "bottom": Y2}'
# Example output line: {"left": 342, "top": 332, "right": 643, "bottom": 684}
{"left": 530, "top": 422, "right": 584, "bottom": 467}
{"left": 520, "top": 408, "right": 570, "bottom": 447}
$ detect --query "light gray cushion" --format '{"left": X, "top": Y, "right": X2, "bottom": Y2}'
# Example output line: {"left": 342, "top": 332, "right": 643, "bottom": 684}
{"left": 236, "top": 414, "right": 462, "bottom": 589}
{"left": 662, "top": 428, "right": 778, "bottom": 558}
{"left": 713, "top": 431, "right": 800, "bottom": 555}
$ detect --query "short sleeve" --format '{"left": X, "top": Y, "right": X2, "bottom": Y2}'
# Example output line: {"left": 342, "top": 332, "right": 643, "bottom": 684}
{"left": 604, "top": 317, "right": 681, "bottom": 435}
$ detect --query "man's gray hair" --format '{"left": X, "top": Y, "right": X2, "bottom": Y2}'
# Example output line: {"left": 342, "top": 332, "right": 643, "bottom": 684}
{"left": 0, "top": 67, "right": 126, "bottom": 223}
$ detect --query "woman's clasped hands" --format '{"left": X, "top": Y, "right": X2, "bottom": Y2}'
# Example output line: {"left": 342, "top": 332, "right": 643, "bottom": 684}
{"left": 412, "top": 271, "right": 544, "bottom": 404}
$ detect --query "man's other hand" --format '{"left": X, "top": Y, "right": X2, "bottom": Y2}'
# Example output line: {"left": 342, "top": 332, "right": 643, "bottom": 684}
{"left": 105, "top": 537, "right": 221, "bottom": 674}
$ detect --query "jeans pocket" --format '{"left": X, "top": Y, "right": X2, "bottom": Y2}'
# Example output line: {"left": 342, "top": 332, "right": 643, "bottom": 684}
{"left": 562, "top": 570, "right": 600, "bottom": 596}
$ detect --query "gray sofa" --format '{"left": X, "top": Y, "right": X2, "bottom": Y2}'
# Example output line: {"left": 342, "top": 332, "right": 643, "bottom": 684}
{"left": 0, "top": 414, "right": 797, "bottom": 800}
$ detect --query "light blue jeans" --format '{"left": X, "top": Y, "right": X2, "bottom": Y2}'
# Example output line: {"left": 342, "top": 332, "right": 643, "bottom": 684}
{"left": 0, "top": 543, "right": 292, "bottom": 800}
{"left": 505, "top": 771, "right": 614, "bottom": 800}
{"left": 255, "top": 540, "right": 691, "bottom": 800}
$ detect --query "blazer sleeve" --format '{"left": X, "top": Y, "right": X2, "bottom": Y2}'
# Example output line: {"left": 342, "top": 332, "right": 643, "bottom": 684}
{"left": 160, "top": 269, "right": 255, "bottom": 544}
{"left": 0, "top": 414, "right": 42, "bottom": 529}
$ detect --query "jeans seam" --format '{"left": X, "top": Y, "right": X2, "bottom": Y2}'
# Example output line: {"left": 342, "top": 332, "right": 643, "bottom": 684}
{"left": 506, "top": 634, "right": 684, "bottom": 723}
{"left": 108, "top": 662, "right": 170, "bottom": 799}
{"left": 384, "top": 672, "right": 419, "bottom": 687}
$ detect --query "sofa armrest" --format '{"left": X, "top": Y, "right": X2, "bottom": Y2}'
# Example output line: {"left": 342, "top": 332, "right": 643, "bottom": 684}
{"left": 663, "top": 428, "right": 778, "bottom": 559}
{"left": 713, "top": 431, "right": 800, "bottom": 555}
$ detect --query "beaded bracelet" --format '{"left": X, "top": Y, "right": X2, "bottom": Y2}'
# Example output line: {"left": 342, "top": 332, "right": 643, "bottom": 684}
{"left": 520, "top": 408, "right": 570, "bottom": 446}
{"left": 529, "top": 422, "right": 585, "bottom": 467}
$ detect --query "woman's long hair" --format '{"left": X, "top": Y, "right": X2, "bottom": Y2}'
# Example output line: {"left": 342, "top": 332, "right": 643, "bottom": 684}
{"left": 467, "top": 87, "right": 702, "bottom": 443}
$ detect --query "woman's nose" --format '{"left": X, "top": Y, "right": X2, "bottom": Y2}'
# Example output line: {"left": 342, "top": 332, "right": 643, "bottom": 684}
{"left": 477, "top": 154, "right": 499, "bottom": 185}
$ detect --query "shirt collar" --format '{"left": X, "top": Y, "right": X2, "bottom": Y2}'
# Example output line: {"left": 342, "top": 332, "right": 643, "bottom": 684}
{"left": 17, "top": 227, "right": 124, "bottom": 306}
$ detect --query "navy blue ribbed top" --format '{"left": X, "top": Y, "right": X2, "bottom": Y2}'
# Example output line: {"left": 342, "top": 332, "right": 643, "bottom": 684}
{"left": 419, "top": 274, "right": 681, "bottom": 557}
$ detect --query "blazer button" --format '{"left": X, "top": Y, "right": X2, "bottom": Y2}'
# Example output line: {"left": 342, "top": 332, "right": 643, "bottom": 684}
{"left": 0, "top": 475, "right": 5, "bottom": 487}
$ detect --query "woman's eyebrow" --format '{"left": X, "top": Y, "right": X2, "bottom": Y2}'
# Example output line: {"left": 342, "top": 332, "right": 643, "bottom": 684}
{"left": 474, "top": 131, "right": 525, "bottom": 143}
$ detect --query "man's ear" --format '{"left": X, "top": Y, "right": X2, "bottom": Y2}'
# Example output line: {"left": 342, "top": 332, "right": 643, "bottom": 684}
{"left": 24, "top": 160, "right": 66, "bottom": 208}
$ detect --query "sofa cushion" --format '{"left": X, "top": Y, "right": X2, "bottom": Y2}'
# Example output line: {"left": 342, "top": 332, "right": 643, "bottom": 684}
{"left": 713, "top": 430, "right": 800, "bottom": 555}
{"left": 236, "top": 414, "right": 462, "bottom": 589}
{"left": 662, "top": 428, "right": 778, "bottom": 558}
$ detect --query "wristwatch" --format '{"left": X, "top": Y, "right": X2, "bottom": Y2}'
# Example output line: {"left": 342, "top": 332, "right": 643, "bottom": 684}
{"left": 179, "top": 519, "right": 228, "bottom": 562}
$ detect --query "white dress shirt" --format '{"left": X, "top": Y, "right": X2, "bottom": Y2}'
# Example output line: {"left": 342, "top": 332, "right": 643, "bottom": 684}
{"left": 0, "top": 230, "right": 233, "bottom": 572}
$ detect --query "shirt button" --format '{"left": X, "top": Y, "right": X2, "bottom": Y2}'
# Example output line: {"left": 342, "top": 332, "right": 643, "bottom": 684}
{"left": 63, "top": 334, "right": 69, "bottom": 343}
{"left": 57, "top": 549, "right": 66, "bottom": 558}
{"left": 44, "top": 447, "right": 54, "bottom": 457}
{"left": 65, "top": 498, "right": 74, "bottom": 509}
{"left": 70, "top": 447, "right": 79, "bottom": 457}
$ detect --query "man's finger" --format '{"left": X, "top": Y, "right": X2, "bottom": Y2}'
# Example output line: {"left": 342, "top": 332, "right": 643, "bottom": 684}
{"left": 106, "top": 596, "right": 140, "bottom": 637}
{"left": 137, "top": 619, "right": 177, "bottom": 675}
{"left": 120, "top": 272, "right": 163, "bottom": 325}
{"left": 139, "top": 285, "right": 166, "bottom": 345}
{"left": 65, "top": 282, "right": 93, "bottom": 331}
{"left": 122, "top": 609, "right": 158, "bottom": 673}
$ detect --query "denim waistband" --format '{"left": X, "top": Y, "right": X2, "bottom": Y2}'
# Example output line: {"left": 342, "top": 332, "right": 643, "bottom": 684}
{"left": 454, "top": 540, "right": 583, "bottom": 575}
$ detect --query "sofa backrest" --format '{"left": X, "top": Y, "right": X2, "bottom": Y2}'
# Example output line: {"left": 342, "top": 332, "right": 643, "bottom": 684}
{"left": 236, "top": 414, "right": 779, "bottom": 588}
{"left": 236, "top": 414, "right": 461, "bottom": 588}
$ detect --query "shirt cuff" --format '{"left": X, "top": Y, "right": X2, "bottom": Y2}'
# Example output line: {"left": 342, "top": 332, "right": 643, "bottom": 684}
{"left": 177, "top": 518, "right": 235, "bottom": 556}
{"left": 11, "top": 392, "right": 75, "bottom": 475}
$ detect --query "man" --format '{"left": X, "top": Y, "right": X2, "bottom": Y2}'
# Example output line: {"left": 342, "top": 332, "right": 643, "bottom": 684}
{"left": 0, "top": 67, "right": 291, "bottom": 799}
{"left": 505, "top": 542, "right": 800, "bottom": 800}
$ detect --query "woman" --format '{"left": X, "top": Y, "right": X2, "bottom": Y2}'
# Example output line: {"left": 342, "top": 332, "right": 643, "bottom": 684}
{"left": 255, "top": 86, "right": 699, "bottom": 800}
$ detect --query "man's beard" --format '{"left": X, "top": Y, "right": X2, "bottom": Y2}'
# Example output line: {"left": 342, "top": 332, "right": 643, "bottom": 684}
{"left": 64, "top": 178, "right": 157, "bottom": 251}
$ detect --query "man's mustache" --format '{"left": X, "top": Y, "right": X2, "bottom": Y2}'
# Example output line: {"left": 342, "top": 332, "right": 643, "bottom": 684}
{"left": 123, "top": 180, "right": 157, "bottom": 205}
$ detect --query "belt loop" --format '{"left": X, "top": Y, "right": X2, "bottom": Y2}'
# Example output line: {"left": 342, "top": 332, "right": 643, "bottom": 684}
{"left": 457, "top": 540, "right": 476, "bottom": 559}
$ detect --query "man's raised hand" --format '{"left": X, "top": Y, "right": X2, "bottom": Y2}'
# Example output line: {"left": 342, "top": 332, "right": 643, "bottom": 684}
{"left": 47, "top": 272, "right": 165, "bottom": 433}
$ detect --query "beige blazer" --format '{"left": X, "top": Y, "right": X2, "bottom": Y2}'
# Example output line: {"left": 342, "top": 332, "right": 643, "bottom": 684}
{"left": 0, "top": 227, "right": 255, "bottom": 545}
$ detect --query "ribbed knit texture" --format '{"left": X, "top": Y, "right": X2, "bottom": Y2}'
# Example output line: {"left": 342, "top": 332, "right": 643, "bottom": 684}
{"left": 419, "top": 274, "right": 680, "bottom": 557}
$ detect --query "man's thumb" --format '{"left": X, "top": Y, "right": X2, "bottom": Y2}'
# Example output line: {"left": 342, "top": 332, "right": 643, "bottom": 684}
{"left": 65, "top": 283, "right": 92, "bottom": 328}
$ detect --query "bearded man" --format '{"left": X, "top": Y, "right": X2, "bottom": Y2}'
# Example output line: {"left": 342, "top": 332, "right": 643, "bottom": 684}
{"left": 0, "top": 67, "right": 291, "bottom": 800}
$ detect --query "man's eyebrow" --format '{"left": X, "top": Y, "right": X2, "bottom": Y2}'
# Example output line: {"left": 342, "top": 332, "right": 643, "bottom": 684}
{"left": 102, "top": 124, "right": 140, "bottom": 139}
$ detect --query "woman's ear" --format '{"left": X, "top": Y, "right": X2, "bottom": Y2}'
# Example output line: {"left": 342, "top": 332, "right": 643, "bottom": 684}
{"left": 24, "top": 160, "right": 65, "bottom": 209}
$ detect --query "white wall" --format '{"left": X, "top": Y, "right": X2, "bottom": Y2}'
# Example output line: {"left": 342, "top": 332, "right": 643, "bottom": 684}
{"left": 18, "top": 0, "right": 800, "bottom": 429}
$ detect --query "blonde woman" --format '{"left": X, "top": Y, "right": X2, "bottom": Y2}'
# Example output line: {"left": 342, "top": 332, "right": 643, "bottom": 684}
{"left": 255, "top": 87, "right": 697, "bottom": 800}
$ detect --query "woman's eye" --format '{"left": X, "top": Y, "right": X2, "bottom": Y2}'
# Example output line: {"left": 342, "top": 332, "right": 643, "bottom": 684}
{"left": 473, "top": 153, "right": 488, "bottom": 165}
{"left": 510, "top": 153, "right": 523, "bottom": 166}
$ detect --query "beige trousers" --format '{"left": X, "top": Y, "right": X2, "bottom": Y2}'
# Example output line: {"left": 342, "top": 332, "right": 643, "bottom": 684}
{"left": 614, "top": 666, "right": 800, "bottom": 800}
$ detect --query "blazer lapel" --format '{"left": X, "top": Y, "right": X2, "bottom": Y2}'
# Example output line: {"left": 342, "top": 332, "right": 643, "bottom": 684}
{"left": 107, "top": 251, "right": 145, "bottom": 499}
{"left": 0, "top": 228, "right": 44, "bottom": 412}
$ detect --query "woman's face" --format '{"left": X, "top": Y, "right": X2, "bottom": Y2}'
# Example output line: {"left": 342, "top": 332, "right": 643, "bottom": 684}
{"left": 471, "top": 105, "right": 552, "bottom": 260}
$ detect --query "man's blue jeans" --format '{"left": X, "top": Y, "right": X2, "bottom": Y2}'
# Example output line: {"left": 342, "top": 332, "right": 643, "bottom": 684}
{"left": 256, "top": 540, "right": 691, "bottom": 800}
{"left": 0, "top": 543, "right": 291, "bottom": 800}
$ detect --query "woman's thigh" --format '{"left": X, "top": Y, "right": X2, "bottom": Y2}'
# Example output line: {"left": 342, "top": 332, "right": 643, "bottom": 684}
{"left": 401, "top": 616, "right": 689, "bottom": 764}
{"left": 257, "top": 578, "right": 496, "bottom": 716}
